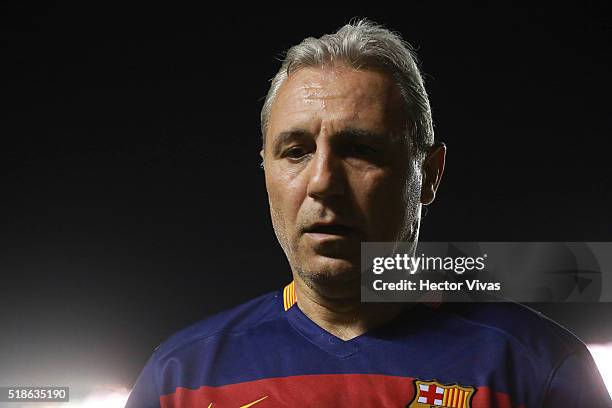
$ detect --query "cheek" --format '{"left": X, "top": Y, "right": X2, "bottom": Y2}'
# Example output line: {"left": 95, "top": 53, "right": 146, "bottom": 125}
{"left": 266, "top": 168, "right": 306, "bottom": 233}
{"left": 355, "top": 171, "right": 409, "bottom": 209}
{"left": 356, "top": 170, "right": 421, "bottom": 237}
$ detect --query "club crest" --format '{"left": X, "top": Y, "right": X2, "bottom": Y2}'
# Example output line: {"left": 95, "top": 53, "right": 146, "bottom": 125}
{"left": 407, "top": 379, "right": 475, "bottom": 408}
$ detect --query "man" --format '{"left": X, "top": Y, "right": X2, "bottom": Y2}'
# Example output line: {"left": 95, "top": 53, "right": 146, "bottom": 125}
{"left": 125, "top": 20, "right": 610, "bottom": 407}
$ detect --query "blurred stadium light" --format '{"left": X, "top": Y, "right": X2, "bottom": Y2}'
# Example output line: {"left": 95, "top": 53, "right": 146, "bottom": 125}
{"left": 588, "top": 342, "right": 612, "bottom": 398}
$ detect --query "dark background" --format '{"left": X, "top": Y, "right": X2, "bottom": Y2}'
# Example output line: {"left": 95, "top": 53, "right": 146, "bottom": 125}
{"left": 1, "top": 2, "right": 610, "bottom": 391}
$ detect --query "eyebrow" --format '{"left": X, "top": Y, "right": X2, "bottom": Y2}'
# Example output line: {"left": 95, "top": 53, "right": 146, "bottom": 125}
{"left": 334, "top": 128, "right": 389, "bottom": 144}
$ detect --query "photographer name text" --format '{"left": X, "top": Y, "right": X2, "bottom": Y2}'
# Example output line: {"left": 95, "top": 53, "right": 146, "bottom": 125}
{"left": 372, "top": 279, "right": 501, "bottom": 292}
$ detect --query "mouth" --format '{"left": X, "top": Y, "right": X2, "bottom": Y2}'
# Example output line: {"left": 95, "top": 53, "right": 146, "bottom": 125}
{"left": 304, "top": 223, "right": 356, "bottom": 237}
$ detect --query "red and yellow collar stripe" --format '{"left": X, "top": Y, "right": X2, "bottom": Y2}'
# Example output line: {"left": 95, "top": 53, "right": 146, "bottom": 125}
{"left": 283, "top": 281, "right": 296, "bottom": 311}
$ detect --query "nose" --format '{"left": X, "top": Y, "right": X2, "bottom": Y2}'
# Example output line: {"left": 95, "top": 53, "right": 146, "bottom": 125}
{"left": 306, "top": 146, "right": 346, "bottom": 200}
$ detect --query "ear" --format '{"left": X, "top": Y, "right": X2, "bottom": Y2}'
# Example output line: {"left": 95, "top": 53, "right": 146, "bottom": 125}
{"left": 259, "top": 149, "right": 265, "bottom": 169}
{"left": 420, "top": 142, "right": 446, "bottom": 205}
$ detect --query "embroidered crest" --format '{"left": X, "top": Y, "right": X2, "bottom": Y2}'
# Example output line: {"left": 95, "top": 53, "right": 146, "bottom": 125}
{"left": 407, "top": 379, "right": 475, "bottom": 408}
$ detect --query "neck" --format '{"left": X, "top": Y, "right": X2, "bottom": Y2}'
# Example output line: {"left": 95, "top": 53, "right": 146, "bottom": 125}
{"left": 293, "top": 276, "right": 405, "bottom": 341}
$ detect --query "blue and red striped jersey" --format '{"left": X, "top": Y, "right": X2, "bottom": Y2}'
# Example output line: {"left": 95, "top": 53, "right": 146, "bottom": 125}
{"left": 125, "top": 282, "right": 611, "bottom": 407}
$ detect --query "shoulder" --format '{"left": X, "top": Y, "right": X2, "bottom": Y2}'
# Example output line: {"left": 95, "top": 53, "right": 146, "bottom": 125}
{"left": 153, "top": 290, "right": 284, "bottom": 360}
{"left": 434, "top": 301, "right": 586, "bottom": 362}
{"left": 432, "top": 302, "right": 611, "bottom": 406}
{"left": 124, "top": 291, "right": 286, "bottom": 407}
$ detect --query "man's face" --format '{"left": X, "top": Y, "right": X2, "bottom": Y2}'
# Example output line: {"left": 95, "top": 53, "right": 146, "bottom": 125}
{"left": 262, "top": 65, "right": 423, "bottom": 291}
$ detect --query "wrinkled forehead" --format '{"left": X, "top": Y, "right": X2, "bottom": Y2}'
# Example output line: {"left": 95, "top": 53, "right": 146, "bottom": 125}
{"left": 267, "top": 65, "right": 408, "bottom": 142}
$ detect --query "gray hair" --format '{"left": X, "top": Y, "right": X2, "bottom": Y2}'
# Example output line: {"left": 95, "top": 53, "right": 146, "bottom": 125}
{"left": 260, "top": 18, "right": 434, "bottom": 158}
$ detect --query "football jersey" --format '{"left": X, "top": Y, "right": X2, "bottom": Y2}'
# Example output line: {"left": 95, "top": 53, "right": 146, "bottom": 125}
{"left": 125, "top": 281, "right": 611, "bottom": 407}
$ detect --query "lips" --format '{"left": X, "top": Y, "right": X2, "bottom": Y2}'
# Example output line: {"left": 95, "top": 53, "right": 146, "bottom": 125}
{"left": 304, "top": 223, "right": 355, "bottom": 236}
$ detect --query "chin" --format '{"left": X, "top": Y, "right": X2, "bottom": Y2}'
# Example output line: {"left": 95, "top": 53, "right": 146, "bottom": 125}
{"left": 296, "top": 255, "right": 362, "bottom": 296}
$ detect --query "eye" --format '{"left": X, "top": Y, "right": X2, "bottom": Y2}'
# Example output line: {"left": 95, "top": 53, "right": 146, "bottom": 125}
{"left": 284, "top": 145, "right": 310, "bottom": 160}
{"left": 344, "top": 144, "right": 378, "bottom": 157}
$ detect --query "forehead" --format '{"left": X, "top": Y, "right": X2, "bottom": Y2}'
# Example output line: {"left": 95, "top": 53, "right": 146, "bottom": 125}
{"left": 267, "top": 65, "right": 406, "bottom": 139}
